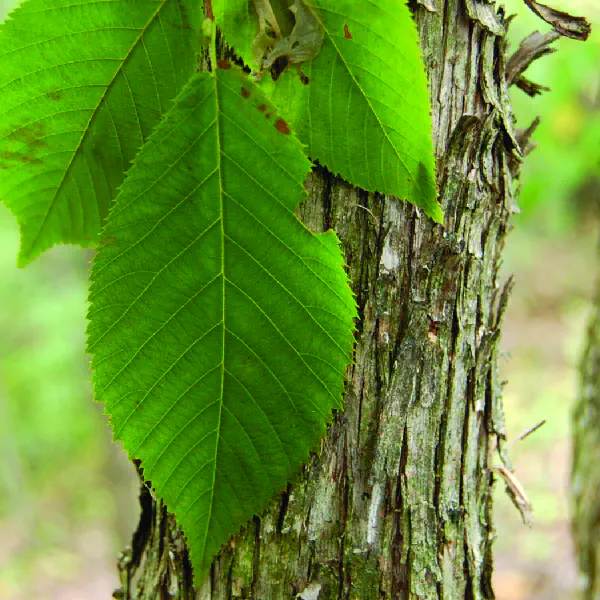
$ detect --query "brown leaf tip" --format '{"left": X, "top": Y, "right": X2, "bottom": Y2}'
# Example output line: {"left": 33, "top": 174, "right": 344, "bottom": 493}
{"left": 218, "top": 59, "right": 231, "bottom": 69}
{"left": 275, "top": 118, "right": 290, "bottom": 135}
{"left": 344, "top": 24, "right": 352, "bottom": 39}
{"left": 240, "top": 87, "right": 250, "bottom": 98}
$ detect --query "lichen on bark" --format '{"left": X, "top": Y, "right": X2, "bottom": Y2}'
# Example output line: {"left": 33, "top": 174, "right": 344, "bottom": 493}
{"left": 114, "top": 1, "right": 522, "bottom": 598}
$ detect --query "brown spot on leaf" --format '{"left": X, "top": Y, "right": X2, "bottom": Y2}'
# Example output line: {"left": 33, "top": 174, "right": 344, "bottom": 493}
{"left": 0, "top": 150, "right": 43, "bottom": 165}
{"left": 300, "top": 74, "right": 310, "bottom": 85}
{"left": 265, "top": 113, "right": 271, "bottom": 119}
{"left": 275, "top": 118, "right": 290, "bottom": 135}
{"left": 8, "top": 122, "right": 47, "bottom": 146}
{"left": 218, "top": 59, "right": 231, "bottom": 70}
{"left": 407, "top": 178, "right": 412, "bottom": 183}
{"left": 177, "top": 0, "right": 192, "bottom": 29}
{"left": 240, "top": 87, "right": 250, "bottom": 99}
{"left": 99, "top": 236, "right": 116, "bottom": 247}
{"left": 344, "top": 24, "right": 352, "bottom": 39}
{"left": 1, "top": 138, "right": 45, "bottom": 161}
{"left": 257, "top": 104, "right": 266, "bottom": 112}
{"left": 47, "top": 89, "right": 62, "bottom": 101}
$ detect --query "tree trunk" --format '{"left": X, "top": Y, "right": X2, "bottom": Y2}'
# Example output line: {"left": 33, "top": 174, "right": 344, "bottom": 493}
{"left": 113, "top": 2, "right": 520, "bottom": 598}
{"left": 572, "top": 237, "right": 600, "bottom": 600}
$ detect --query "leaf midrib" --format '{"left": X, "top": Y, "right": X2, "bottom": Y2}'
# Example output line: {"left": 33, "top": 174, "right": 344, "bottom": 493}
{"left": 201, "top": 68, "right": 226, "bottom": 568}
{"left": 197, "top": 69, "right": 345, "bottom": 566}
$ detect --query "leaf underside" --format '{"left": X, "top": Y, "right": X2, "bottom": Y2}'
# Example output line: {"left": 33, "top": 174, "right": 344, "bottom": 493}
{"left": 87, "top": 68, "right": 356, "bottom": 578}
{"left": 216, "top": 0, "right": 441, "bottom": 222}
{"left": 0, "top": 0, "right": 201, "bottom": 265}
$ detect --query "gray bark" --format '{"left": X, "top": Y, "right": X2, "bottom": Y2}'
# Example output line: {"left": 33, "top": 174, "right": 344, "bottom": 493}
{"left": 114, "top": 1, "right": 520, "bottom": 598}
{"left": 572, "top": 237, "right": 600, "bottom": 600}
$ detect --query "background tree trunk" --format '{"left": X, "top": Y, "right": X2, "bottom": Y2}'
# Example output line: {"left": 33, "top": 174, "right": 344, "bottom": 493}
{"left": 113, "top": 2, "right": 520, "bottom": 598}
{"left": 572, "top": 236, "right": 600, "bottom": 600}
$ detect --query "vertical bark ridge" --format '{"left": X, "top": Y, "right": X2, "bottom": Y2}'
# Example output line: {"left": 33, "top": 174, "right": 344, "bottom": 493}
{"left": 115, "top": 1, "right": 520, "bottom": 598}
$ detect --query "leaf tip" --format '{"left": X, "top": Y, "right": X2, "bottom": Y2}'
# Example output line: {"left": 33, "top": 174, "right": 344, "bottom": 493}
{"left": 427, "top": 202, "right": 445, "bottom": 225}
{"left": 15, "top": 228, "right": 51, "bottom": 268}
{"left": 16, "top": 251, "right": 33, "bottom": 269}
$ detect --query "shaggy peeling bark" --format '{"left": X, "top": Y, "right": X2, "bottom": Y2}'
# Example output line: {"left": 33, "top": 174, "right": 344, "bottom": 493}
{"left": 572, "top": 239, "right": 600, "bottom": 600}
{"left": 114, "top": 2, "right": 520, "bottom": 598}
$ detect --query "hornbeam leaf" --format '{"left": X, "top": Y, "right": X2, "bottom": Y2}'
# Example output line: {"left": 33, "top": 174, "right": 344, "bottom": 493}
{"left": 87, "top": 68, "right": 356, "bottom": 579}
{"left": 215, "top": 0, "right": 441, "bottom": 222}
{"left": 0, "top": 0, "right": 201, "bottom": 266}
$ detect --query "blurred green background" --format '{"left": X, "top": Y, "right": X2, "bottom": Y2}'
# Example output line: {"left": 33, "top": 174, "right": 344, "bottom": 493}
{"left": 492, "top": 2, "right": 600, "bottom": 599}
{"left": 0, "top": 2, "right": 145, "bottom": 598}
{"left": 0, "top": 0, "right": 598, "bottom": 598}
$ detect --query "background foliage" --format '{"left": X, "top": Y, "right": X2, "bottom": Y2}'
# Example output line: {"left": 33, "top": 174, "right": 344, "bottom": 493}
{"left": 0, "top": 0, "right": 598, "bottom": 598}
{"left": 493, "top": 1, "right": 600, "bottom": 598}
{"left": 505, "top": 0, "right": 600, "bottom": 232}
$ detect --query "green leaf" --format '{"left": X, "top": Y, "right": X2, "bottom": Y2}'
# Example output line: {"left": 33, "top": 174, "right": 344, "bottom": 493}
{"left": 215, "top": 0, "right": 441, "bottom": 222}
{"left": 213, "top": 0, "right": 260, "bottom": 71}
{"left": 0, "top": 0, "right": 202, "bottom": 266}
{"left": 87, "top": 67, "right": 356, "bottom": 579}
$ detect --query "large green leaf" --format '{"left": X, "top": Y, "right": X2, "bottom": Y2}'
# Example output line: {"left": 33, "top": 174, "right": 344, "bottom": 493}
{"left": 0, "top": 0, "right": 201, "bottom": 265}
{"left": 215, "top": 0, "right": 441, "bottom": 222}
{"left": 87, "top": 67, "right": 356, "bottom": 578}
